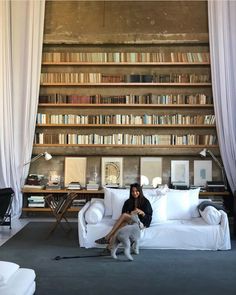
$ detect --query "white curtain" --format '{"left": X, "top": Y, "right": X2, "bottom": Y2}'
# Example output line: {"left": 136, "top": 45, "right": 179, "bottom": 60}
{"left": 0, "top": 0, "right": 45, "bottom": 216}
{"left": 208, "top": 0, "right": 236, "bottom": 192}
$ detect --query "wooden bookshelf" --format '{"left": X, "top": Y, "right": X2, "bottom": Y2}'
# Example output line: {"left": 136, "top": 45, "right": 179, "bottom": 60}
{"left": 34, "top": 42, "right": 216, "bottom": 155}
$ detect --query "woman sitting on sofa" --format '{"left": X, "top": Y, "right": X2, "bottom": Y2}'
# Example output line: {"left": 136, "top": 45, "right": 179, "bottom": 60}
{"left": 95, "top": 182, "right": 153, "bottom": 247}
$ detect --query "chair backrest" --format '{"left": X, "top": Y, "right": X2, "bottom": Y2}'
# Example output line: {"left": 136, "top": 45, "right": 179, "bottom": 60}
{"left": 0, "top": 188, "right": 14, "bottom": 218}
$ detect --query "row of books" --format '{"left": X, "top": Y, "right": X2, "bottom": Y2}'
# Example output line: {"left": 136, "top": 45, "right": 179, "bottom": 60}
{"left": 42, "top": 51, "right": 210, "bottom": 63}
{"left": 34, "top": 133, "right": 217, "bottom": 145}
{"left": 36, "top": 113, "right": 216, "bottom": 125}
{"left": 40, "top": 73, "right": 211, "bottom": 84}
{"left": 39, "top": 93, "right": 212, "bottom": 105}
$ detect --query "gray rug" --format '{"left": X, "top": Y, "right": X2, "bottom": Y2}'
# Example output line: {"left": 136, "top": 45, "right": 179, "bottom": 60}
{"left": 1, "top": 222, "right": 236, "bottom": 295}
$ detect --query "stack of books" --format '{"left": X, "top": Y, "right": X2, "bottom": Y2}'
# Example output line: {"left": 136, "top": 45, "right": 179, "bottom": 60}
{"left": 67, "top": 182, "right": 81, "bottom": 190}
{"left": 71, "top": 199, "right": 86, "bottom": 208}
{"left": 86, "top": 181, "right": 99, "bottom": 190}
{"left": 46, "top": 181, "right": 61, "bottom": 190}
{"left": 28, "top": 196, "right": 45, "bottom": 207}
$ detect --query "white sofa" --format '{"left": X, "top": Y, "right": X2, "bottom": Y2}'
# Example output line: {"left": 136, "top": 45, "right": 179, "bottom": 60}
{"left": 0, "top": 261, "right": 36, "bottom": 295}
{"left": 78, "top": 187, "right": 231, "bottom": 250}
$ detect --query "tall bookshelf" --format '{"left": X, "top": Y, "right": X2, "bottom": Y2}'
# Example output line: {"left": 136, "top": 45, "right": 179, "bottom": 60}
{"left": 33, "top": 41, "right": 216, "bottom": 156}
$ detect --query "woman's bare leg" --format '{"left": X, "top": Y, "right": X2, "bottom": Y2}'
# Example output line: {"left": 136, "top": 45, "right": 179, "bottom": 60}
{"left": 105, "top": 213, "right": 131, "bottom": 241}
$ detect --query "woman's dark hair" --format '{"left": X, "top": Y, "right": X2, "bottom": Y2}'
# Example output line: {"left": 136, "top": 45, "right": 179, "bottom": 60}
{"left": 129, "top": 183, "right": 144, "bottom": 208}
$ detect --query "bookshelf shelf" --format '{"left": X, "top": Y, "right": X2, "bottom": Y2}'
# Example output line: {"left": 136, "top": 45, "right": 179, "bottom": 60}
{"left": 35, "top": 42, "right": 215, "bottom": 155}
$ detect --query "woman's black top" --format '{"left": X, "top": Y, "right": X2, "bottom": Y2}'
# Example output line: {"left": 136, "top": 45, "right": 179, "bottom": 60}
{"left": 122, "top": 196, "right": 153, "bottom": 227}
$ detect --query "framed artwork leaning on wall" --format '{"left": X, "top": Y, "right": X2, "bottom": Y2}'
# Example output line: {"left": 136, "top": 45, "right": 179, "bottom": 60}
{"left": 140, "top": 157, "right": 162, "bottom": 188}
{"left": 171, "top": 160, "right": 189, "bottom": 187}
{"left": 101, "top": 157, "right": 123, "bottom": 187}
{"left": 194, "top": 160, "right": 212, "bottom": 187}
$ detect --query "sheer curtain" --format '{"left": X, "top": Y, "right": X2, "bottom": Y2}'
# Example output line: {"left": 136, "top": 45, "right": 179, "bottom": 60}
{"left": 0, "top": 0, "right": 45, "bottom": 216}
{"left": 208, "top": 0, "right": 236, "bottom": 192}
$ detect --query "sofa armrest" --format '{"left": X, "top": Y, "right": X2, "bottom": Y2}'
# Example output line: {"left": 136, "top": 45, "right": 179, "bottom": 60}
{"left": 78, "top": 201, "right": 91, "bottom": 247}
{"left": 219, "top": 210, "right": 231, "bottom": 250}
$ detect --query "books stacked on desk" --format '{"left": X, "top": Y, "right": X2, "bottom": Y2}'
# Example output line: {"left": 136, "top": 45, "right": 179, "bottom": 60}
{"left": 71, "top": 199, "right": 86, "bottom": 208}
{"left": 206, "top": 181, "right": 225, "bottom": 192}
{"left": 86, "top": 181, "right": 99, "bottom": 190}
{"left": 46, "top": 181, "right": 61, "bottom": 190}
{"left": 67, "top": 182, "right": 81, "bottom": 190}
{"left": 28, "top": 196, "right": 45, "bottom": 207}
{"left": 23, "top": 184, "right": 45, "bottom": 190}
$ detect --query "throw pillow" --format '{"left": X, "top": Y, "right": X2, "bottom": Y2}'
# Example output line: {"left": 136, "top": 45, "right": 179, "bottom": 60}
{"left": 85, "top": 200, "right": 105, "bottom": 224}
{"left": 111, "top": 189, "right": 129, "bottom": 220}
{"left": 188, "top": 187, "right": 200, "bottom": 217}
{"left": 103, "top": 187, "right": 113, "bottom": 216}
{"left": 167, "top": 190, "right": 192, "bottom": 220}
{"left": 199, "top": 206, "right": 222, "bottom": 225}
{"left": 145, "top": 193, "right": 167, "bottom": 223}
{"left": 0, "top": 261, "right": 19, "bottom": 286}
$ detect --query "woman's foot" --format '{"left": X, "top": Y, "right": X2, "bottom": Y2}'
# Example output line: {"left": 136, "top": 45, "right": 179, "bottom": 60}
{"left": 95, "top": 237, "right": 109, "bottom": 244}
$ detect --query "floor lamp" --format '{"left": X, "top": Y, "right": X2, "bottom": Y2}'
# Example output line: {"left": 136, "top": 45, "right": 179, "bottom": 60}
{"left": 199, "top": 148, "right": 227, "bottom": 190}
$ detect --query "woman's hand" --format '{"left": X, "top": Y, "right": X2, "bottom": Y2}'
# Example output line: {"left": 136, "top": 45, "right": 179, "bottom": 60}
{"left": 132, "top": 208, "right": 145, "bottom": 217}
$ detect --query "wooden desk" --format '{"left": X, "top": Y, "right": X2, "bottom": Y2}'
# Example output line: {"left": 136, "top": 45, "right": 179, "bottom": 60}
{"left": 21, "top": 188, "right": 104, "bottom": 214}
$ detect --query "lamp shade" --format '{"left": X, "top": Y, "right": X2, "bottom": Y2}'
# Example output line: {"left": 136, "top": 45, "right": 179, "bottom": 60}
{"left": 199, "top": 148, "right": 207, "bottom": 157}
{"left": 44, "top": 152, "right": 52, "bottom": 161}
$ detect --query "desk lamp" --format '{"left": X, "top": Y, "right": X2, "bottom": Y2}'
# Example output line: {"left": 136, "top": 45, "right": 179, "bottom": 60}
{"left": 24, "top": 152, "right": 52, "bottom": 166}
{"left": 199, "top": 148, "right": 227, "bottom": 190}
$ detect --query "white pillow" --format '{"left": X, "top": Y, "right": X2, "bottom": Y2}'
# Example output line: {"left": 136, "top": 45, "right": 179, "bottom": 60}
{"left": 103, "top": 188, "right": 129, "bottom": 216}
{"left": 85, "top": 200, "right": 105, "bottom": 224}
{"left": 111, "top": 190, "right": 129, "bottom": 220}
{"left": 199, "top": 206, "right": 222, "bottom": 225}
{"left": 0, "top": 261, "right": 19, "bottom": 286}
{"left": 145, "top": 194, "right": 167, "bottom": 223}
{"left": 167, "top": 190, "right": 191, "bottom": 220}
{"left": 188, "top": 188, "right": 200, "bottom": 218}
{"left": 103, "top": 187, "right": 113, "bottom": 216}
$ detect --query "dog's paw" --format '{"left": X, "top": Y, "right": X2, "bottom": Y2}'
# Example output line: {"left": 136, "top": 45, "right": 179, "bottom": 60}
{"left": 111, "top": 250, "right": 118, "bottom": 259}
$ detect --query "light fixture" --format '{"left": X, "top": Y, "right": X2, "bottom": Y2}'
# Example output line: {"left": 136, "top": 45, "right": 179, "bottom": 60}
{"left": 24, "top": 152, "right": 52, "bottom": 166}
{"left": 199, "top": 148, "right": 227, "bottom": 189}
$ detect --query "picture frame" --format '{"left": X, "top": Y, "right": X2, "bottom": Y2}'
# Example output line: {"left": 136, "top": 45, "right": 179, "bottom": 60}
{"left": 194, "top": 160, "right": 212, "bottom": 187}
{"left": 140, "top": 157, "right": 162, "bottom": 188}
{"left": 64, "top": 157, "right": 87, "bottom": 187}
{"left": 101, "top": 157, "right": 123, "bottom": 187}
{"left": 171, "top": 160, "right": 189, "bottom": 186}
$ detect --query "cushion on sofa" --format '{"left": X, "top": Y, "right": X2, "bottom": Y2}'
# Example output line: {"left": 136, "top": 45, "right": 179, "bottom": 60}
{"left": 111, "top": 190, "right": 129, "bottom": 220}
{"left": 104, "top": 187, "right": 129, "bottom": 216}
{"left": 85, "top": 200, "right": 105, "bottom": 224}
{"left": 145, "top": 193, "right": 167, "bottom": 223}
{"left": 167, "top": 190, "right": 192, "bottom": 220}
{"left": 188, "top": 188, "right": 200, "bottom": 217}
{"left": 0, "top": 261, "right": 19, "bottom": 286}
{"left": 199, "top": 206, "right": 222, "bottom": 225}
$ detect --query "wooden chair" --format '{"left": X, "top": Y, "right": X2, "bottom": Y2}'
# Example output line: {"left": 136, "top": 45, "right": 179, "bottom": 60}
{"left": 44, "top": 192, "right": 77, "bottom": 235}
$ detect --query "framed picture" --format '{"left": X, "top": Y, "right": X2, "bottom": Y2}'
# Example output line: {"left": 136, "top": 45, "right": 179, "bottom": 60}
{"left": 194, "top": 160, "right": 212, "bottom": 187}
{"left": 140, "top": 157, "right": 162, "bottom": 188}
{"left": 101, "top": 157, "right": 123, "bottom": 187}
{"left": 171, "top": 160, "right": 189, "bottom": 186}
{"left": 64, "top": 157, "right": 87, "bottom": 187}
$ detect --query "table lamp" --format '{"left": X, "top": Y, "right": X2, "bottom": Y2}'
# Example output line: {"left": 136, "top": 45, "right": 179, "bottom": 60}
{"left": 24, "top": 152, "right": 52, "bottom": 166}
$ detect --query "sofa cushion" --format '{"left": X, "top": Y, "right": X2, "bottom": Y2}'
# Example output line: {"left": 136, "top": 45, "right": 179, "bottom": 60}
{"left": 85, "top": 200, "right": 105, "bottom": 224}
{"left": 0, "top": 261, "right": 19, "bottom": 286}
{"left": 104, "top": 188, "right": 129, "bottom": 216}
{"left": 111, "top": 190, "right": 129, "bottom": 220}
{"left": 199, "top": 206, "right": 222, "bottom": 225}
{"left": 145, "top": 194, "right": 167, "bottom": 223}
{"left": 167, "top": 190, "right": 192, "bottom": 220}
{"left": 188, "top": 188, "right": 200, "bottom": 217}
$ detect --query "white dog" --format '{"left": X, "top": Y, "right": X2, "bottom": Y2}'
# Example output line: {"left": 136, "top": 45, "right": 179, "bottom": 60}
{"left": 110, "top": 214, "right": 141, "bottom": 261}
